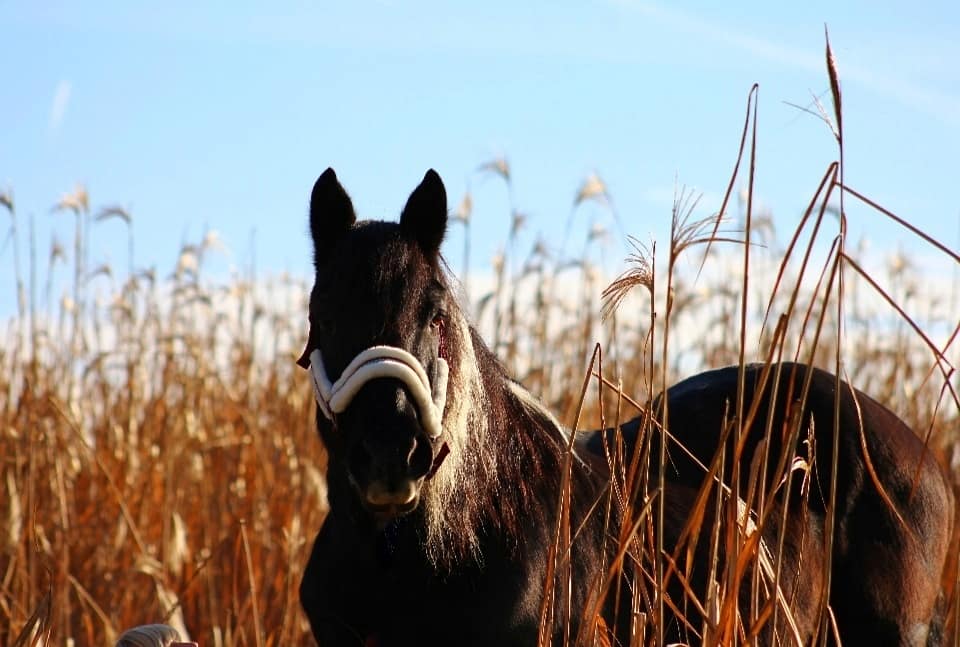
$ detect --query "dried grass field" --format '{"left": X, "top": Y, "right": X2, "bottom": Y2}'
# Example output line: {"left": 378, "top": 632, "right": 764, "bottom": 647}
{"left": 3, "top": 77, "right": 959, "bottom": 644}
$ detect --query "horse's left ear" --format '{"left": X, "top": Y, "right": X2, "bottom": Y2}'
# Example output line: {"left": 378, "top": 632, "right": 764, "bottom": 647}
{"left": 310, "top": 168, "right": 356, "bottom": 262}
{"left": 400, "top": 169, "right": 447, "bottom": 256}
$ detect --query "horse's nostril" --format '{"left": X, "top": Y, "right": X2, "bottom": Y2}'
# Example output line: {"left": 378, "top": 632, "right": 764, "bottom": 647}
{"left": 408, "top": 435, "right": 433, "bottom": 478}
{"left": 405, "top": 434, "right": 418, "bottom": 463}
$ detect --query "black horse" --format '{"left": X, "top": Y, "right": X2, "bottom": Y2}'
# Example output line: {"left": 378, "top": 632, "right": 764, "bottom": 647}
{"left": 297, "top": 169, "right": 955, "bottom": 646}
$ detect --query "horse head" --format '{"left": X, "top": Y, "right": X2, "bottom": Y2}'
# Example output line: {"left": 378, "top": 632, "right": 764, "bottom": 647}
{"left": 298, "top": 168, "right": 456, "bottom": 522}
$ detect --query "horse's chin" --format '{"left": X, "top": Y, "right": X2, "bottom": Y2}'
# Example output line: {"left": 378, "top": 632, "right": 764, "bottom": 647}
{"left": 365, "top": 496, "right": 421, "bottom": 525}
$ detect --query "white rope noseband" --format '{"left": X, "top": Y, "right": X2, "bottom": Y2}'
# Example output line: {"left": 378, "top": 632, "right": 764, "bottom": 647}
{"left": 307, "top": 346, "right": 448, "bottom": 439}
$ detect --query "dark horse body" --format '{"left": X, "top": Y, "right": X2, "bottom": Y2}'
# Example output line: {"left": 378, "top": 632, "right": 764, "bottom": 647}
{"left": 589, "top": 363, "right": 956, "bottom": 645}
{"left": 297, "top": 169, "right": 955, "bottom": 646}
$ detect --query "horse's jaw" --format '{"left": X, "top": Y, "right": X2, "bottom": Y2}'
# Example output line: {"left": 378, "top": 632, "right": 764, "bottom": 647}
{"left": 368, "top": 501, "right": 420, "bottom": 529}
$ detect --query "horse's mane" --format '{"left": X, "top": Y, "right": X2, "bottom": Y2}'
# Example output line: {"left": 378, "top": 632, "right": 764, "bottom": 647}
{"left": 419, "top": 290, "right": 583, "bottom": 568}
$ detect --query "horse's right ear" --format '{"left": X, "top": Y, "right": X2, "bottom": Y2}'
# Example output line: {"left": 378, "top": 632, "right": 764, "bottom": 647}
{"left": 309, "top": 168, "right": 356, "bottom": 260}
{"left": 400, "top": 169, "right": 447, "bottom": 256}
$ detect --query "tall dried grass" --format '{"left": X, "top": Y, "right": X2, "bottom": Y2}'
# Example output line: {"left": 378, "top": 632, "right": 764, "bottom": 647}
{"left": 531, "top": 40, "right": 960, "bottom": 645}
{"left": 1, "top": 204, "right": 326, "bottom": 645}
{"left": 2, "top": 43, "right": 958, "bottom": 645}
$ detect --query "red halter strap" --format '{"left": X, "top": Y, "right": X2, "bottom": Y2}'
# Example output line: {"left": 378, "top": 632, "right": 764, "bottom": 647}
{"left": 425, "top": 441, "right": 450, "bottom": 480}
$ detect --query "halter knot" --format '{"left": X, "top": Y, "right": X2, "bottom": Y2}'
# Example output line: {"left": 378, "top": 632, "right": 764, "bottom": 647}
{"left": 306, "top": 346, "right": 448, "bottom": 440}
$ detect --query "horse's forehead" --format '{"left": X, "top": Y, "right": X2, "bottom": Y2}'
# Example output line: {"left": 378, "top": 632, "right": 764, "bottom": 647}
{"left": 316, "top": 222, "right": 437, "bottom": 311}
{"left": 330, "top": 224, "right": 414, "bottom": 281}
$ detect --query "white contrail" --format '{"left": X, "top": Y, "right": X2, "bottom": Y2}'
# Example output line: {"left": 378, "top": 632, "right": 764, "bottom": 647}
{"left": 49, "top": 80, "right": 72, "bottom": 135}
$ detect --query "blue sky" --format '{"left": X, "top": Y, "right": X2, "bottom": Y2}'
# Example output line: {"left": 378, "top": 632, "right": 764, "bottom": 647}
{"left": 2, "top": 2, "right": 958, "bottom": 317}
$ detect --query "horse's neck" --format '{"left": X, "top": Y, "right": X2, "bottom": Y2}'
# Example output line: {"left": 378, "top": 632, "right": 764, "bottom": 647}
{"left": 470, "top": 332, "right": 570, "bottom": 452}
{"left": 470, "top": 338, "right": 576, "bottom": 499}
{"left": 465, "top": 344, "right": 606, "bottom": 582}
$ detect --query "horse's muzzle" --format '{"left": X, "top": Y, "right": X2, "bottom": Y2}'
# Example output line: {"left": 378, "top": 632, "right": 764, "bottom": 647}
{"left": 340, "top": 379, "right": 436, "bottom": 516}
{"left": 364, "top": 478, "right": 421, "bottom": 511}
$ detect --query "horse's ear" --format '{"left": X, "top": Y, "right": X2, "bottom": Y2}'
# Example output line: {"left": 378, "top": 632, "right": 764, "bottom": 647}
{"left": 400, "top": 169, "right": 447, "bottom": 256}
{"left": 296, "top": 343, "right": 311, "bottom": 369}
{"left": 310, "top": 168, "right": 356, "bottom": 260}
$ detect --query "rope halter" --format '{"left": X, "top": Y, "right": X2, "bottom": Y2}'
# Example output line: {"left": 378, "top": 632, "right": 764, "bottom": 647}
{"left": 306, "top": 346, "right": 448, "bottom": 440}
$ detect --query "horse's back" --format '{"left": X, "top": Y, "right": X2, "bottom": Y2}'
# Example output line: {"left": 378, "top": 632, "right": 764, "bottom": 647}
{"left": 581, "top": 362, "right": 955, "bottom": 646}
